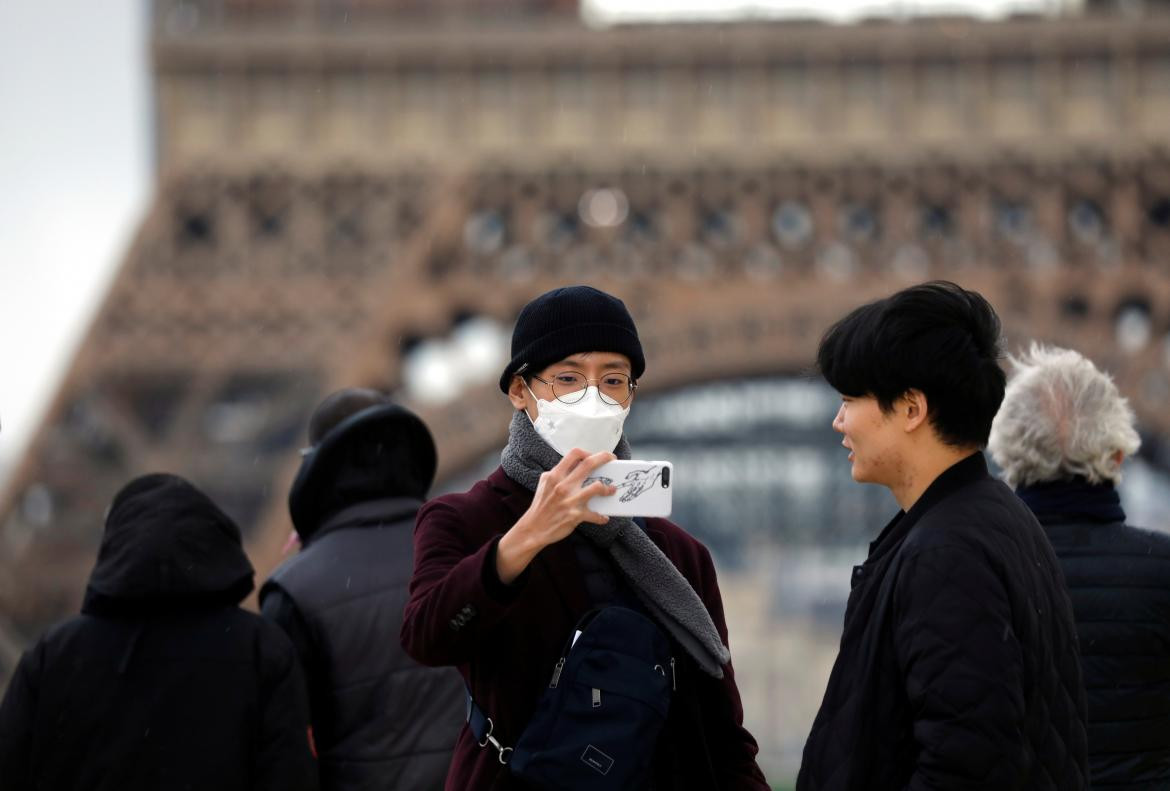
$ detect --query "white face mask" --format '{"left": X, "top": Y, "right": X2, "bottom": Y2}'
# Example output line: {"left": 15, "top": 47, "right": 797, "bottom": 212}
{"left": 527, "top": 385, "right": 630, "bottom": 456}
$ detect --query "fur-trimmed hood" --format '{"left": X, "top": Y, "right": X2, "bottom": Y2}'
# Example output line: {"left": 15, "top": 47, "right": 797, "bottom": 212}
{"left": 288, "top": 403, "right": 436, "bottom": 542}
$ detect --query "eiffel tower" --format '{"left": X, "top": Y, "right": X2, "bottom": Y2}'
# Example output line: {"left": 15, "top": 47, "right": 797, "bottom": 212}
{"left": 4, "top": 1, "right": 1170, "bottom": 771}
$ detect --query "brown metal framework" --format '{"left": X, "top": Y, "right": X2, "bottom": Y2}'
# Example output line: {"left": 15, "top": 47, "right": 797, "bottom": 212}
{"left": 4, "top": 1, "right": 1170, "bottom": 666}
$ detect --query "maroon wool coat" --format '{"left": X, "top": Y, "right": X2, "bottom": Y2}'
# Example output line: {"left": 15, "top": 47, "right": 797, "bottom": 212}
{"left": 401, "top": 467, "right": 769, "bottom": 791}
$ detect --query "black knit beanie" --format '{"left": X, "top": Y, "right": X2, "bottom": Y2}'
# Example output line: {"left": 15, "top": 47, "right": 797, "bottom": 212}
{"left": 498, "top": 285, "right": 645, "bottom": 393}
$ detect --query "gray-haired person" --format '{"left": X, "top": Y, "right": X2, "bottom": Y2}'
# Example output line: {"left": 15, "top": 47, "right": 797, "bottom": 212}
{"left": 989, "top": 343, "right": 1170, "bottom": 790}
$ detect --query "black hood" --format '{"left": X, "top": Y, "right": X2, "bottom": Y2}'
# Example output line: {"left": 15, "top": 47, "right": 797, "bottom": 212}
{"left": 288, "top": 403, "right": 437, "bottom": 542}
{"left": 83, "top": 474, "right": 255, "bottom": 615}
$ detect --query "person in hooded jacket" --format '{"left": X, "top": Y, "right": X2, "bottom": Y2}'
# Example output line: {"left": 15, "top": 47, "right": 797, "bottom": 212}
{"left": 260, "top": 390, "right": 464, "bottom": 791}
{"left": 0, "top": 473, "right": 318, "bottom": 791}
{"left": 989, "top": 344, "right": 1170, "bottom": 790}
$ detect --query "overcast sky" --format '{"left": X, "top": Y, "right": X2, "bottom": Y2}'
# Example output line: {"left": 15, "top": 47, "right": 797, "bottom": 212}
{"left": 0, "top": 1, "right": 149, "bottom": 486}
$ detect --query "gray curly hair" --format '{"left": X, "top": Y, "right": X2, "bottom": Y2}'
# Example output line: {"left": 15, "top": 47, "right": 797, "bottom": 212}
{"left": 988, "top": 344, "right": 1140, "bottom": 488}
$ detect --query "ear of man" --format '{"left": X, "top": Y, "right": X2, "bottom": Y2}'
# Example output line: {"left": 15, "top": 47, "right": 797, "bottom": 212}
{"left": 901, "top": 389, "right": 931, "bottom": 434}
{"left": 507, "top": 374, "right": 530, "bottom": 411}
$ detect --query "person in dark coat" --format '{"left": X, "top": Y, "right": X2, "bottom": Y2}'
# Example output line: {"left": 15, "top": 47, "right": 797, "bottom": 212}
{"left": 401, "top": 285, "right": 769, "bottom": 791}
{"left": 797, "top": 282, "right": 1088, "bottom": 790}
{"left": 261, "top": 390, "right": 464, "bottom": 791}
{"left": 989, "top": 343, "right": 1170, "bottom": 789}
{"left": 0, "top": 473, "right": 318, "bottom": 791}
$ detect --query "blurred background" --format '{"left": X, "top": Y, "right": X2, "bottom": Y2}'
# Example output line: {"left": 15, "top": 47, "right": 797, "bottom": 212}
{"left": 5, "top": 0, "right": 1170, "bottom": 785}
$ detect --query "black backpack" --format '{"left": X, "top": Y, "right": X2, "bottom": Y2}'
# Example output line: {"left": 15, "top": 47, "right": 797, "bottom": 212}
{"left": 468, "top": 605, "right": 675, "bottom": 790}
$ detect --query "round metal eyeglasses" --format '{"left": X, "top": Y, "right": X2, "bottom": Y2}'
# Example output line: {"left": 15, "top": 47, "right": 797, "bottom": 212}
{"left": 531, "top": 371, "right": 637, "bottom": 406}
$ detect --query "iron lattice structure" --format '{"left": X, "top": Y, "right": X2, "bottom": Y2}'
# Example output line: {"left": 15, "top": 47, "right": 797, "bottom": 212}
{"left": 4, "top": 0, "right": 1170, "bottom": 668}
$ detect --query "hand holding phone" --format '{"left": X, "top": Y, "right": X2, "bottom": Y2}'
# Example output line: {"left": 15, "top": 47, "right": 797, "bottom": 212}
{"left": 583, "top": 460, "right": 673, "bottom": 517}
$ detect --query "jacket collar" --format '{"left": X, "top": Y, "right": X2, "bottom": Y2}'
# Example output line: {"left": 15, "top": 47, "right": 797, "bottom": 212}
{"left": 1016, "top": 477, "right": 1126, "bottom": 526}
{"left": 305, "top": 497, "right": 422, "bottom": 546}
{"left": 869, "top": 451, "right": 989, "bottom": 561}
{"left": 488, "top": 466, "right": 534, "bottom": 521}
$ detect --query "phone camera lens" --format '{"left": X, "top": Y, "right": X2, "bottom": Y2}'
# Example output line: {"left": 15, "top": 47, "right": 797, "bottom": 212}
{"left": 661, "top": 467, "right": 670, "bottom": 488}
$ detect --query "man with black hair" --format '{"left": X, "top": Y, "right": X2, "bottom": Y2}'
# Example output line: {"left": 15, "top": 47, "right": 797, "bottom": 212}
{"left": 797, "top": 281, "right": 1088, "bottom": 790}
{"left": 261, "top": 390, "right": 464, "bottom": 791}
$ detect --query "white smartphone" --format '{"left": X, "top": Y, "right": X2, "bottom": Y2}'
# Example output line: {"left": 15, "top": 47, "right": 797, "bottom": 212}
{"left": 583, "top": 460, "right": 673, "bottom": 518}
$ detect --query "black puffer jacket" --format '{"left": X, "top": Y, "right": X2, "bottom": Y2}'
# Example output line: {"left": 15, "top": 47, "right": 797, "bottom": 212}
{"left": 0, "top": 474, "right": 318, "bottom": 791}
{"left": 1020, "top": 479, "right": 1170, "bottom": 790}
{"left": 261, "top": 403, "right": 463, "bottom": 791}
{"left": 798, "top": 453, "right": 1088, "bottom": 790}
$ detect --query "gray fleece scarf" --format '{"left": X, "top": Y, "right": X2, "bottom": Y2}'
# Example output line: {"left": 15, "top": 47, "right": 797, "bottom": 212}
{"left": 501, "top": 410, "right": 731, "bottom": 679}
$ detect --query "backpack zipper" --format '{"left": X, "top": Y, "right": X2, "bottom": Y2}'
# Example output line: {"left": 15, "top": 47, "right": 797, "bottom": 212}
{"left": 592, "top": 687, "right": 602, "bottom": 708}
{"left": 670, "top": 657, "right": 677, "bottom": 691}
{"left": 549, "top": 657, "right": 566, "bottom": 688}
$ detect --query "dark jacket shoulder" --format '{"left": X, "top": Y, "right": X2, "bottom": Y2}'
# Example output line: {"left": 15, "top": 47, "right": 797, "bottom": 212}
{"left": 904, "top": 474, "right": 1036, "bottom": 548}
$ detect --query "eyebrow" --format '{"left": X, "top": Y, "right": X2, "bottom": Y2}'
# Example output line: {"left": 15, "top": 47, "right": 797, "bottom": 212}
{"left": 555, "top": 356, "right": 632, "bottom": 372}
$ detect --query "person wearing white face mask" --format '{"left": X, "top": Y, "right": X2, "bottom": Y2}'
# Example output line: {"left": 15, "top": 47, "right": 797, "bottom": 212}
{"left": 519, "top": 366, "right": 632, "bottom": 457}
{"left": 401, "top": 285, "right": 768, "bottom": 791}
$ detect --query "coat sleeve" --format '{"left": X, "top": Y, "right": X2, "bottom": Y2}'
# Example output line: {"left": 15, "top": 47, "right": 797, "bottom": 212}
{"left": 400, "top": 498, "right": 531, "bottom": 667}
{"left": 260, "top": 585, "right": 315, "bottom": 677}
{"left": 693, "top": 543, "right": 771, "bottom": 791}
{"left": 254, "top": 622, "right": 321, "bottom": 791}
{"left": 894, "top": 544, "right": 1027, "bottom": 790}
{"left": 260, "top": 584, "right": 321, "bottom": 722}
{"left": 0, "top": 640, "right": 43, "bottom": 790}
